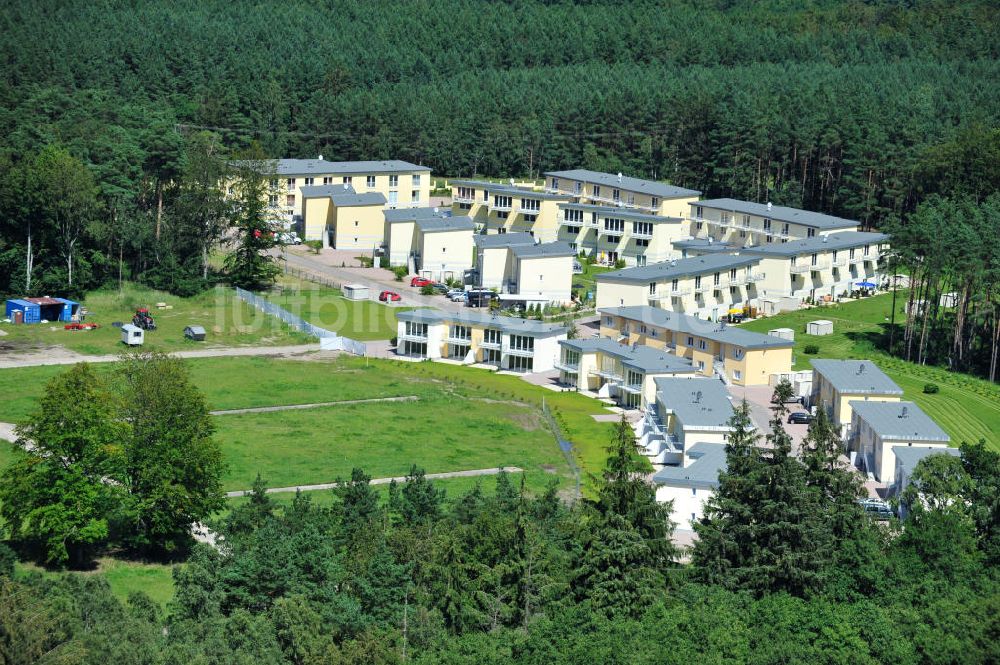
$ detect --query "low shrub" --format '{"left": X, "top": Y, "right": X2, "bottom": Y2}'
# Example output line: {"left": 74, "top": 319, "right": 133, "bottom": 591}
{"left": 923, "top": 383, "right": 940, "bottom": 394}
{"left": 420, "top": 285, "right": 435, "bottom": 296}
{"left": 392, "top": 266, "right": 408, "bottom": 281}
{"left": 803, "top": 344, "right": 820, "bottom": 355}
{"left": 303, "top": 240, "right": 323, "bottom": 254}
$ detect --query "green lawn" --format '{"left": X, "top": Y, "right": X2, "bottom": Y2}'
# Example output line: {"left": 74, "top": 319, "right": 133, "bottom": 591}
{"left": 263, "top": 276, "right": 402, "bottom": 341}
{"left": 0, "top": 440, "right": 21, "bottom": 468}
{"left": 740, "top": 292, "right": 1000, "bottom": 450}
{"left": 572, "top": 262, "right": 615, "bottom": 300}
{"left": 215, "top": 396, "right": 567, "bottom": 493}
{"left": 0, "top": 356, "right": 620, "bottom": 494}
{"left": 16, "top": 558, "right": 176, "bottom": 609}
{"left": 0, "top": 282, "right": 311, "bottom": 355}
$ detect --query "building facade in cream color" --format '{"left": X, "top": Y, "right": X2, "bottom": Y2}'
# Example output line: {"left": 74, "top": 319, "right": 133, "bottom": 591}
{"left": 556, "top": 203, "right": 687, "bottom": 266}
{"left": 848, "top": 400, "right": 951, "bottom": 483}
{"left": 810, "top": 359, "right": 904, "bottom": 438}
{"left": 301, "top": 185, "right": 387, "bottom": 249}
{"left": 264, "top": 158, "right": 431, "bottom": 226}
{"left": 595, "top": 254, "right": 763, "bottom": 320}
{"left": 556, "top": 337, "right": 699, "bottom": 409}
{"left": 471, "top": 233, "right": 574, "bottom": 305}
{"left": 384, "top": 209, "right": 475, "bottom": 282}
{"left": 742, "top": 231, "right": 888, "bottom": 302}
{"left": 543, "top": 169, "right": 701, "bottom": 218}
{"left": 598, "top": 305, "right": 794, "bottom": 386}
{"left": 395, "top": 308, "right": 567, "bottom": 373}
{"left": 636, "top": 376, "right": 736, "bottom": 466}
{"left": 450, "top": 180, "right": 572, "bottom": 242}
{"left": 688, "top": 198, "right": 860, "bottom": 244}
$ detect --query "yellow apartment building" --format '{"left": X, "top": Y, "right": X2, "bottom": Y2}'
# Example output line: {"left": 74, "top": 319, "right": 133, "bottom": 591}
{"left": 595, "top": 253, "right": 763, "bottom": 320}
{"left": 555, "top": 337, "right": 699, "bottom": 409}
{"left": 395, "top": 308, "right": 567, "bottom": 372}
{"left": 301, "top": 185, "right": 387, "bottom": 249}
{"left": 598, "top": 305, "right": 794, "bottom": 386}
{"left": 810, "top": 359, "right": 904, "bottom": 438}
{"left": 264, "top": 158, "right": 431, "bottom": 227}
{"left": 450, "top": 180, "right": 573, "bottom": 242}
{"left": 543, "top": 169, "right": 701, "bottom": 218}
{"left": 848, "top": 400, "right": 951, "bottom": 483}
{"left": 688, "top": 198, "right": 859, "bottom": 244}
{"left": 742, "top": 231, "right": 888, "bottom": 302}
{"left": 556, "top": 203, "right": 687, "bottom": 266}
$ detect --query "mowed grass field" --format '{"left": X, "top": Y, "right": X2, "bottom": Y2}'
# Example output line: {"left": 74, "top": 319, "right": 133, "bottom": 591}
{"left": 15, "top": 559, "right": 177, "bottom": 609}
{"left": 0, "top": 283, "right": 311, "bottom": 355}
{"left": 741, "top": 292, "right": 1000, "bottom": 450}
{"left": 0, "top": 355, "right": 621, "bottom": 494}
{"left": 264, "top": 276, "right": 402, "bottom": 341}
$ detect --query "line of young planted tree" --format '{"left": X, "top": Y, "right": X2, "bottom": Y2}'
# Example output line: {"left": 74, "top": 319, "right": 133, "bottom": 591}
{"left": 1, "top": 369, "right": 997, "bottom": 663}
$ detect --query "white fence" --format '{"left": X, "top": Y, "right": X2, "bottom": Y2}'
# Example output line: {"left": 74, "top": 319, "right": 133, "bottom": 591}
{"left": 235, "top": 287, "right": 367, "bottom": 356}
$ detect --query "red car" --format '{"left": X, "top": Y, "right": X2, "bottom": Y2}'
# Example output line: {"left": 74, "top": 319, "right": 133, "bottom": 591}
{"left": 64, "top": 322, "right": 99, "bottom": 331}
{"left": 410, "top": 276, "right": 433, "bottom": 287}
{"left": 379, "top": 290, "right": 402, "bottom": 302}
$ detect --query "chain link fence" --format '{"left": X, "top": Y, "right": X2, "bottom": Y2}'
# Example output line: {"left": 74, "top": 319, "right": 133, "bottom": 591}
{"left": 235, "top": 287, "right": 367, "bottom": 356}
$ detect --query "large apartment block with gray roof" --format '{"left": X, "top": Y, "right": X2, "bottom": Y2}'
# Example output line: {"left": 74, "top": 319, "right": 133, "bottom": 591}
{"left": 594, "top": 253, "right": 764, "bottom": 319}
{"left": 385, "top": 207, "right": 475, "bottom": 281}
{"left": 544, "top": 169, "right": 701, "bottom": 218}
{"left": 451, "top": 179, "right": 573, "bottom": 242}
{"left": 395, "top": 308, "right": 567, "bottom": 372}
{"left": 260, "top": 157, "right": 431, "bottom": 226}
{"left": 690, "top": 198, "right": 861, "bottom": 244}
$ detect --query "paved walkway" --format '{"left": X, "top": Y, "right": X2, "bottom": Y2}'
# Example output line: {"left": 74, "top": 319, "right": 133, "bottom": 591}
{"left": 0, "top": 343, "right": 322, "bottom": 369}
{"left": 225, "top": 466, "right": 524, "bottom": 497}
{"left": 210, "top": 395, "right": 417, "bottom": 416}
{"left": 281, "top": 249, "right": 467, "bottom": 312}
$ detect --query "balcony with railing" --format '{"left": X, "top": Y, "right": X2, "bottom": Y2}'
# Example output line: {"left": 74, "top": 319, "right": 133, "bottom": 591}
{"left": 489, "top": 199, "right": 513, "bottom": 212}
{"left": 560, "top": 216, "right": 584, "bottom": 228}
{"left": 518, "top": 204, "right": 541, "bottom": 215}
{"left": 554, "top": 360, "right": 580, "bottom": 373}
{"left": 399, "top": 329, "right": 428, "bottom": 341}
{"left": 446, "top": 334, "right": 472, "bottom": 345}
{"left": 590, "top": 364, "right": 623, "bottom": 382}
{"left": 648, "top": 285, "right": 691, "bottom": 301}
{"left": 831, "top": 256, "right": 848, "bottom": 267}
{"left": 479, "top": 336, "right": 502, "bottom": 349}
{"left": 791, "top": 259, "right": 831, "bottom": 273}
{"left": 505, "top": 345, "right": 536, "bottom": 357}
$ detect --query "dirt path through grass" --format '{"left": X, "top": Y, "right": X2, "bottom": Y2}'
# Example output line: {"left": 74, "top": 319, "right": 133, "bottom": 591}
{"left": 225, "top": 466, "right": 524, "bottom": 497}
{"left": 0, "top": 343, "right": 321, "bottom": 368}
{"left": 210, "top": 395, "right": 418, "bottom": 415}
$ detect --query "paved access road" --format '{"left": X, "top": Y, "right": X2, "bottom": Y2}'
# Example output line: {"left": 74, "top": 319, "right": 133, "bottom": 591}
{"left": 0, "top": 343, "right": 322, "bottom": 369}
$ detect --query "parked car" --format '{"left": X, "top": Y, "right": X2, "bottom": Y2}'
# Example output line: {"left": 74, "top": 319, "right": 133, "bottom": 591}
{"left": 410, "top": 277, "right": 433, "bottom": 287}
{"left": 446, "top": 288, "right": 465, "bottom": 298}
{"left": 379, "top": 290, "right": 402, "bottom": 302}
{"left": 572, "top": 260, "right": 583, "bottom": 274}
{"left": 277, "top": 232, "right": 301, "bottom": 244}
{"left": 449, "top": 292, "right": 468, "bottom": 303}
{"left": 787, "top": 411, "right": 814, "bottom": 424}
{"left": 430, "top": 283, "right": 449, "bottom": 294}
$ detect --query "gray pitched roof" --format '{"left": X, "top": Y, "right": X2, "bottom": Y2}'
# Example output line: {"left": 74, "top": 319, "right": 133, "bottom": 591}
{"left": 893, "top": 445, "right": 960, "bottom": 479}
{"left": 595, "top": 253, "right": 759, "bottom": 283}
{"left": 510, "top": 241, "right": 576, "bottom": 259}
{"left": 741, "top": 231, "right": 888, "bottom": 257}
{"left": 329, "top": 191, "right": 387, "bottom": 207}
{"left": 654, "top": 376, "right": 735, "bottom": 429}
{"left": 693, "top": 199, "right": 860, "bottom": 230}
{"left": 559, "top": 337, "right": 698, "bottom": 374}
{"left": 301, "top": 184, "right": 356, "bottom": 198}
{"left": 544, "top": 169, "right": 701, "bottom": 198}
{"left": 811, "top": 359, "right": 903, "bottom": 395}
{"left": 414, "top": 216, "right": 475, "bottom": 233}
{"left": 396, "top": 308, "right": 567, "bottom": 336}
{"left": 451, "top": 180, "right": 571, "bottom": 201}
{"left": 672, "top": 238, "right": 746, "bottom": 254}
{"left": 276, "top": 159, "right": 429, "bottom": 175}
{"left": 385, "top": 207, "right": 449, "bottom": 223}
{"left": 651, "top": 442, "right": 727, "bottom": 489}
{"left": 557, "top": 203, "right": 679, "bottom": 223}
{"left": 599, "top": 306, "right": 794, "bottom": 350}
{"left": 474, "top": 232, "right": 536, "bottom": 249}
{"left": 851, "top": 401, "right": 950, "bottom": 442}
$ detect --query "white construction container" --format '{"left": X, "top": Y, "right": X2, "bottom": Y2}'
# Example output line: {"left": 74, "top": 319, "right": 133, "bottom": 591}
{"left": 806, "top": 320, "right": 833, "bottom": 336}
{"left": 342, "top": 284, "right": 370, "bottom": 301}
{"left": 121, "top": 324, "right": 144, "bottom": 346}
{"left": 768, "top": 327, "right": 795, "bottom": 341}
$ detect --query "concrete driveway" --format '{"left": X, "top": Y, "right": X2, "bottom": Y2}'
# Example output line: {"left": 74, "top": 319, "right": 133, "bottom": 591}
{"left": 727, "top": 384, "right": 811, "bottom": 452}
{"left": 279, "top": 247, "right": 468, "bottom": 312}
